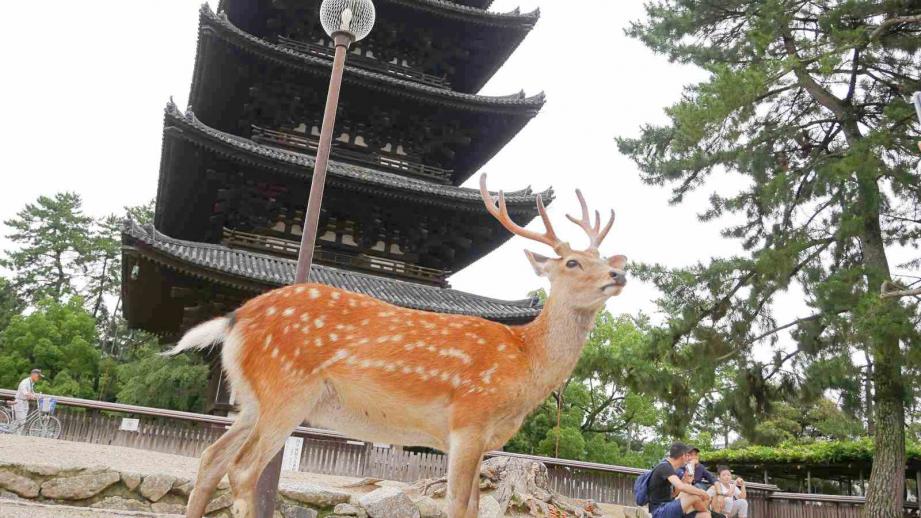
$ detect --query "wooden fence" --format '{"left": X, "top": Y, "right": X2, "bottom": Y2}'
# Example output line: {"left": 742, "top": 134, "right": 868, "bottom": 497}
{"left": 2, "top": 390, "right": 918, "bottom": 517}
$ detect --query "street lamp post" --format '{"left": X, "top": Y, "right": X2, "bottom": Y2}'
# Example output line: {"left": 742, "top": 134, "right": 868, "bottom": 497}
{"left": 254, "top": 1, "right": 375, "bottom": 516}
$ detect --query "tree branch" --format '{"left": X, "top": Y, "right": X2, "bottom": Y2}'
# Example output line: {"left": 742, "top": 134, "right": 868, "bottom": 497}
{"left": 869, "top": 15, "right": 921, "bottom": 41}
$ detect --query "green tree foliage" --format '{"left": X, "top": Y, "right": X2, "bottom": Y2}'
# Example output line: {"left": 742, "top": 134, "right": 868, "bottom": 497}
{"left": 115, "top": 347, "right": 209, "bottom": 412}
{"left": 2, "top": 193, "right": 94, "bottom": 304}
{"left": 0, "top": 298, "right": 100, "bottom": 398}
{"left": 0, "top": 278, "right": 24, "bottom": 333}
{"left": 618, "top": 3, "right": 921, "bottom": 515}
{"left": 505, "top": 310, "right": 665, "bottom": 467}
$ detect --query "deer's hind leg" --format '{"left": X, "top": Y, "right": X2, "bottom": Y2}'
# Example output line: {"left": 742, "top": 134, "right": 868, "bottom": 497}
{"left": 186, "top": 405, "right": 256, "bottom": 518}
{"left": 227, "top": 381, "right": 322, "bottom": 518}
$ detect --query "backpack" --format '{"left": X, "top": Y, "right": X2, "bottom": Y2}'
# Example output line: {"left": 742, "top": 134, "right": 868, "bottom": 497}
{"left": 634, "top": 460, "right": 668, "bottom": 506}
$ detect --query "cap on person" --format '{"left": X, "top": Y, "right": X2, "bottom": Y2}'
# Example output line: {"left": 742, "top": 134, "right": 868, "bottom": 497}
{"left": 688, "top": 447, "right": 700, "bottom": 454}
{"left": 668, "top": 442, "right": 691, "bottom": 459}
{"left": 30, "top": 369, "right": 44, "bottom": 378}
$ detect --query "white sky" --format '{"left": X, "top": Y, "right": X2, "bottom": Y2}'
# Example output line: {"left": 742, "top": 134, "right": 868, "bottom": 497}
{"left": 1, "top": 0, "right": 909, "bottom": 339}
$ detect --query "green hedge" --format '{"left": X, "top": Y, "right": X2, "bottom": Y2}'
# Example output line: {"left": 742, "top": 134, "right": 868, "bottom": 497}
{"left": 702, "top": 439, "right": 921, "bottom": 466}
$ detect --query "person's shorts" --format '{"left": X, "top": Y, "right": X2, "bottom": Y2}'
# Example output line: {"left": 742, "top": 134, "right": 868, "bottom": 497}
{"left": 651, "top": 500, "right": 697, "bottom": 518}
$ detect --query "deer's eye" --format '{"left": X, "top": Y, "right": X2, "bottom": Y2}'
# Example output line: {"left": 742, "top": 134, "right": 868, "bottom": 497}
{"left": 566, "top": 259, "right": 581, "bottom": 269}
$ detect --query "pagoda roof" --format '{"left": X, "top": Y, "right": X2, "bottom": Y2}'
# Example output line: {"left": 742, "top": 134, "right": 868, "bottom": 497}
{"left": 189, "top": 6, "right": 544, "bottom": 182}
{"left": 218, "top": 0, "right": 538, "bottom": 93}
{"left": 156, "top": 102, "right": 552, "bottom": 271}
{"left": 122, "top": 219, "right": 543, "bottom": 332}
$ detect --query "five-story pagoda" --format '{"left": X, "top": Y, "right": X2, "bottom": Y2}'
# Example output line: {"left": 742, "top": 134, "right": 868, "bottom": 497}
{"left": 121, "top": 0, "right": 547, "bottom": 413}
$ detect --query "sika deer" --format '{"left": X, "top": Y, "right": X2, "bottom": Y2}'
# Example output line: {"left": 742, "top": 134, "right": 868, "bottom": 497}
{"left": 170, "top": 174, "right": 627, "bottom": 518}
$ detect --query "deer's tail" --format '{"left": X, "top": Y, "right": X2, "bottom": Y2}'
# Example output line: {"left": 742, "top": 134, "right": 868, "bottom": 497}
{"left": 161, "top": 313, "right": 235, "bottom": 356}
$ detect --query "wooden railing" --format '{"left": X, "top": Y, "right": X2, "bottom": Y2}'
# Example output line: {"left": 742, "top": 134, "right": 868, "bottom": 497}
{"left": 251, "top": 125, "right": 454, "bottom": 184}
{"left": 221, "top": 228, "right": 450, "bottom": 285}
{"left": 1, "top": 390, "right": 918, "bottom": 517}
{"left": 277, "top": 36, "right": 452, "bottom": 90}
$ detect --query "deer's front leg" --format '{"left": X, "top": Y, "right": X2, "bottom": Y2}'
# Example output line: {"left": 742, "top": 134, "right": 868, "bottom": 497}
{"left": 446, "top": 430, "right": 484, "bottom": 518}
{"left": 464, "top": 454, "right": 483, "bottom": 518}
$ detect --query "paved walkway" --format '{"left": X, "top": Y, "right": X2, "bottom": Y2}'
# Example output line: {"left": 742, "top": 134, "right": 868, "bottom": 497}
{"left": 0, "top": 499, "right": 180, "bottom": 518}
{"left": 0, "top": 435, "right": 374, "bottom": 490}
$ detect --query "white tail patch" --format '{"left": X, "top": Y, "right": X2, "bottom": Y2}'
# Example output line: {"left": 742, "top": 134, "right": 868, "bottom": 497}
{"left": 161, "top": 317, "right": 230, "bottom": 356}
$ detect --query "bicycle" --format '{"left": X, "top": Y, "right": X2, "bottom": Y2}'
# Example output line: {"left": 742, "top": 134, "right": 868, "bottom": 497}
{"left": 0, "top": 395, "right": 62, "bottom": 439}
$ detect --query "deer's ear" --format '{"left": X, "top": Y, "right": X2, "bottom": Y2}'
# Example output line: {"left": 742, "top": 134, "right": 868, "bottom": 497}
{"left": 524, "top": 250, "right": 553, "bottom": 277}
{"left": 608, "top": 255, "right": 628, "bottom": 270}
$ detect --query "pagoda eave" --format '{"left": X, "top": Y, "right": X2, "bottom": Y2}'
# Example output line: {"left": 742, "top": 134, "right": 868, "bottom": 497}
{"left": 155, "top": 103, "right": 552, "bottom": 272}
{"left": 216, "top": 0, "right": 537, "bottom": 93}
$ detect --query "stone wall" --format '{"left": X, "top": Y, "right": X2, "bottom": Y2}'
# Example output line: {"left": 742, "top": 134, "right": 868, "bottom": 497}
{"left": 0, "top": 460, "right": 648, "bottom": 518}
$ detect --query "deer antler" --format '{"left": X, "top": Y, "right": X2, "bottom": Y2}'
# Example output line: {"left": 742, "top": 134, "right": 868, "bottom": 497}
{"left": 480, "top": 174, "right": 563, "bottom": 251}
{"left": 565, "top": 189, "right": 615, "bottom": 250}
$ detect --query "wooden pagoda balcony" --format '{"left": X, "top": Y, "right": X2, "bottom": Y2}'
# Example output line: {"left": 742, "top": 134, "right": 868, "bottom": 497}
{"left": 222, "top": 228, "right": 450, "bottom": 286}
{"left": 277, "top": 36, "right": 452, "bottom": 90}
{"left": 251, "top": 125, "right": 454, "bottom": 185}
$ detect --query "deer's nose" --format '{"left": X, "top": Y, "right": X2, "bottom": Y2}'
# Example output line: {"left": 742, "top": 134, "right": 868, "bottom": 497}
{"left": 609, "top": 270, "right": 627, "bottom": 286}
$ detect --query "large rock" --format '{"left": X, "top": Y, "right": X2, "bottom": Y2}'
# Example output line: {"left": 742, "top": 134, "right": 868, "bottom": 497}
{"left": 358, "top": 487, "right": 420, "bottom": 518}
{"left": 172, "top": 478, "right": 194, "bottom": 497}
{"left": 205, "top": 492, "right": 235, "bottom": 514}
{"left": 279, "top": 501, "right": 319, "bottom": 518}
{"left": 40, "top": 470, "right": 121, "bottom": 500}
{"left": 20, "top": 464, "right": 62, "bottom": 477}
{"left": 279, "top": 482, "right": 351, "bottom": 507}
{"left": 0, "top": 470, "right": 40, "bottom": 498}
{"left": 120, "top": 472, "right": 142, "bottom": 492}
{"left": 477, "top": 495, "right": 502, "bottom": 518}
{"left": 139, "top": 474, "right": 177, "bottom": 502}
{"left": 90, "top": 496, "right": 152, "bottom": 512}
{"left": 413, "top": 497, "right": 444, "bottom": 518}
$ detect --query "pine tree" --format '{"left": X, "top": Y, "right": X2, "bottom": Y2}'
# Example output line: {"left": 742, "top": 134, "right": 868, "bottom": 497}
{"left": 2, "top": 193, "right": 94, "bottom": 304}
{"left": 619, "top": 3, "right": 920, "bottom": 516}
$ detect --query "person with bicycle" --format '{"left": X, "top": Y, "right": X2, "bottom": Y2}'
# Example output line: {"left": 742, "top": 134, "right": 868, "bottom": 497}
{"left": 13, "top": 369, "right": 43, "bottom": 423}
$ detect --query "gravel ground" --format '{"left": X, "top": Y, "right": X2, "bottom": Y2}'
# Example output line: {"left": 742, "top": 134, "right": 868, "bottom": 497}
{"left": 0, "top": 435, "right": 392, "bottom": 493}
{"left": 0, "top": 499, "right": 181, "bottom": 518}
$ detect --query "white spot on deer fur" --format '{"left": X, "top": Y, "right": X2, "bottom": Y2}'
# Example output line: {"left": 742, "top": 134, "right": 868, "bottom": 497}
{"left": 348, "top": 299, "right": 357, "bottom": 308}
{"left": 284, "top": 325, "right": 290, "bottom": 335}
{"left": 300, "top": 313, "right": 311, "bottom": 322}
{"left": 448, "top": 322, "right": 464, "bottom": 329}
{"left": 439, "top": 348, "right": 472, "bottom": 364}
{"left": 335, "top": 324, "right": 345, "bottom": 330}
{"left": 384, "top": 363, "right": 397, "bottom": 372}
{"left": 283, "top": 308, "right": 296, "bottom": 317}
{"left": 451, "top": 375, "right": 462, "bottom": 388}
{"left": 477, "top": 338, "right": 487, "bottom": 345}
{"left": 294, "top": 286, "right": 305, "bottom": 294}
{"left": 391, "top": 334, "right": 403, "bottom": 342}
{"left": 379, "top": 311, "right": 394, "bottom": 318}
{"left": 314, "top": 319, "right": 325, "bottom": 329}
{"left": 264, "top": 335, "right": 273, "bottom": 350}
{"left": 331, "top": 292, "right": 341, "bottom": 300}
{"left": 404, "top": 343, "right": 414, "bottom": 351}
{"left": 439, "top": 372, "right": 449, "bottom": 382}
{"left": 376, "top": 336, "right": 391, "bottom": 344}
{"left": 481, "top": 364, "right": 498, "bottom": 384}
{"left": 314, "top": 337, "right": 324, "bottom": 347}
{"left": 358, "top": 337, "right": 369, "bottom": 345}
{"left": 271, "top": 348, "right": 279, "bottom": 358}
{"left": 361, "top": 319, "right": 370, "bottom": 326}
{"left": 401, "top": 366, "right": 412, "bottom": 374}
{"left": 429, "top": 369, "right": 440, "bottom": 378}
{"left": 309, "top": 288, "right": 321, "bottom": 299}
{"left": 360, "top": 359, "right": 372, "bottom": 369}
{"left": 266, "top": 307, "right": 277, "bottom": 316}
{"left": 440, "top": 330, "right": 449, "bottom": 335}
{"left": 294, "top": 348, "right": 301, "bottom": 357}
{"left": 497, "top": 344, "right": 507, "bottom": 352}
{"left": 329, "top": 333, "right": 339, "bottom": 342}
{"left": 345, "top": 356, "right": 358, "bottom": 366}
{"left": 426, "top": 345, "right": 436, "bottom": 352}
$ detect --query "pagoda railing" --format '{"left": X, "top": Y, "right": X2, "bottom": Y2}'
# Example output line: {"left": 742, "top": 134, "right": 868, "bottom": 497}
{"left": 251, "top": 125, "right": 454, "bottom": 185}
{"left": 277, "top": 36, "right": 452, "bottom": 90}
{"left": 222, "top": 228, "right": 450, "bottom": 286}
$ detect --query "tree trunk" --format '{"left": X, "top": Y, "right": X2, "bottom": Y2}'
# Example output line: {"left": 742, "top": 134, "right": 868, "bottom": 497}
{"left": 852, "top": 146, "right": 906, "bottom": 518}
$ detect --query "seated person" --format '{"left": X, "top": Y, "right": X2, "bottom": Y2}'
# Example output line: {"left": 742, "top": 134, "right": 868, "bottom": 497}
{"left": 676, "top": 447, "right": 717, "bottom": 490}
{"left": 648, "top": 442, "right": 711, "bottom": 518}
{"left": 707, "top": 465, "right": 748, "bottom": 518}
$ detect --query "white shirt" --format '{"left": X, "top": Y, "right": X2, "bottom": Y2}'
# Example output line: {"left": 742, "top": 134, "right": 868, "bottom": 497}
{"left": 708, "top": 481, "right": 742, "bottom": 500}
{"left": 15, "top": 377, "right": 34, "bottom": 403}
